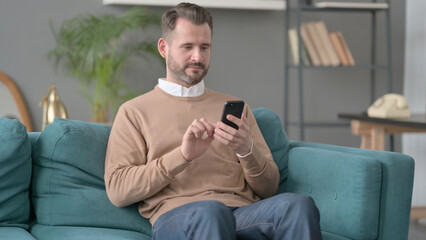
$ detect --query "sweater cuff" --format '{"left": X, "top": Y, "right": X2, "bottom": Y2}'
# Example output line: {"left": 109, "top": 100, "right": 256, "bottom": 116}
{"left": 236, "top": 140, "right": 254, "bottom": 158}
{"left": 160, "top": 147, "right": 191, "bottom": 178}
{"left": 237, "top": 144, "right": 267, "bottom": 175}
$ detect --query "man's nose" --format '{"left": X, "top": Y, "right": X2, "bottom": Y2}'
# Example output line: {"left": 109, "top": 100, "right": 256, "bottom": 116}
{"left": 190, "top": 49, "right": 202, "bottom": 62}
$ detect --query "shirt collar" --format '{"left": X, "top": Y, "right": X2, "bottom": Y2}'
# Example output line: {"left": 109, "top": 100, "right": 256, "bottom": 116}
{"left": 158, "top": 78, "right": 205, "bottom": 97}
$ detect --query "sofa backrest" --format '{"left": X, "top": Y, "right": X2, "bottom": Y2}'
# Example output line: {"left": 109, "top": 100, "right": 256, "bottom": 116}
{"left": 252, "top": 108, "right": 290, "bottom": 193}
{"left": 18, "top": 108, "right": 290, "bottom": 236}
{"left": 0, "top": 118, "right": 32, "bottom": 230}
{"left": 31, "top": 118, "right": 152, "bottom": 235}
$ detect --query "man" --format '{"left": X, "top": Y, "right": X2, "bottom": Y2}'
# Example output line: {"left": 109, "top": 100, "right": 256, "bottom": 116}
{"left": 105, "top": 2, "right": 321, "bottom": 239}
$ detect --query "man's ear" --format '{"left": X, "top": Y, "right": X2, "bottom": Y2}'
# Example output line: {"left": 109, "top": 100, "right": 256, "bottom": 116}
{"left": 158, "top": 38, "right": 168, "bottom": 59}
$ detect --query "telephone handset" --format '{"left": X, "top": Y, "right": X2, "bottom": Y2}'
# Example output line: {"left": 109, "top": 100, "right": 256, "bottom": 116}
{"left": 367, "top": 93, "right": 411, "bottom": 118}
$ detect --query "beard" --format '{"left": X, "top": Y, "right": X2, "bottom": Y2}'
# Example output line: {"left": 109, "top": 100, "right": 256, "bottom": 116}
{"left": 167, "top": 53, "right": 209, "bottom": 86}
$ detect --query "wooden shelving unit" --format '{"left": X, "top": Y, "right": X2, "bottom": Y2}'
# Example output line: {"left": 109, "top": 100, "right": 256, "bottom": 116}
{"left": 284, "top": 0, "right": 393, "bottom": 141}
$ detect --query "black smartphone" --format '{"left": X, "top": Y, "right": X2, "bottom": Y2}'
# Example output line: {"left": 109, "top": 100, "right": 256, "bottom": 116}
{"left": 220, "top": 100, "right": 245, "bottom": 130}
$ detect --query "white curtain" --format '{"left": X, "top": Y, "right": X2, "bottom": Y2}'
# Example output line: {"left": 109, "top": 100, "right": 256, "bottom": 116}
{"left": 403, "top": 0, "right": 426, "bottom": 207}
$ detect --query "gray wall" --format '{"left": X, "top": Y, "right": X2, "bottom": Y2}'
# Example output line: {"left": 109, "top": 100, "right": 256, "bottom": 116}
{"left": 0, "top": 0, "right": 406, "bottom": 150}
{"left": 403, "top": 0, "right": 426, "bottom": 207}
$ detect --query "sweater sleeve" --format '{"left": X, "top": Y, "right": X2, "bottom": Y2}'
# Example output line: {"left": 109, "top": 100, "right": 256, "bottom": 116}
{"left": 104, "top": 106, "right": 190, "bottom": 207}
{"left": 237, "top": 106, "right": 280, "bottom": 198}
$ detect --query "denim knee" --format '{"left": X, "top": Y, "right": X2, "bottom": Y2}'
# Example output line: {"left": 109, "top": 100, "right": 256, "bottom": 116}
{"left": 274, "top": 193, "right": 320, "bottom": 218}
{"left": 296, "top": 194, "right": 319, "bottom": 218}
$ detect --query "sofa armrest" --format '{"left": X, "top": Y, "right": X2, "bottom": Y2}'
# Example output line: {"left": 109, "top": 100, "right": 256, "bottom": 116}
{"left": 287, "top": 141, "right": 414, "bottom": 240}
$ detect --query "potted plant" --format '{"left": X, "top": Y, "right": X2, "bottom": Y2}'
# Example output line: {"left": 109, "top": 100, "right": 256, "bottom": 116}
{"left": 49, "top": 7, "right": 161, "bottom": 122}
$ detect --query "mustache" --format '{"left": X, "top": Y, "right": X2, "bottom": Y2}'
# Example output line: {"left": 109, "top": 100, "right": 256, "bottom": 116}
{"left": 185, "top": 62, "right": 206, "bottom": 69}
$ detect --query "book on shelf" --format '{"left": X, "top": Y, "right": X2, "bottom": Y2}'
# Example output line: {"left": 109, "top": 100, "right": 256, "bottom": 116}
{"left": 305, "top": 22, "right": 331, "bottom": 66}
{"left": 314, "top": 21, "right": 340, "bottom": 66}
{"left": 288, "top": 28, "right": 311, "bottom": 66}
{"left": 293, "top": 21, "right": 355, "bottom": 67}
{"left": 329, "top": 32, "right": 350, "bottom": 66}
{"left": 300, "top": 23, "right": 321, "bottom": 66}
{"left": 337, "top": 32, "right": 355, "bottom": 66}
{"left": 314, "top": 1, "right": 389, "bottom": 9}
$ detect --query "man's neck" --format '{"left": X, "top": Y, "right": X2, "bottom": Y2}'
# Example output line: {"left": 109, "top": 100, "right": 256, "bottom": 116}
{"left": 166, "top": 78, "right": 193, "bottom": 88}
{"left": 165, "top": 74, "right": 199, "bottom": 88}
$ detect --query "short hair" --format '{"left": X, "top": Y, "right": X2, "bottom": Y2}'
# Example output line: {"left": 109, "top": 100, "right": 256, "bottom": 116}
{"left": 161, "top": 2, "right": 213, "bottom": 41}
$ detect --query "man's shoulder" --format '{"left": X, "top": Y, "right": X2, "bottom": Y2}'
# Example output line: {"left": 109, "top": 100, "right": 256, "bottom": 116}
{"left": 205, "top": 88, "right": 241, "bottom": 102}
{"left": 119, "top": 88, "right": 159, "bottom": 113}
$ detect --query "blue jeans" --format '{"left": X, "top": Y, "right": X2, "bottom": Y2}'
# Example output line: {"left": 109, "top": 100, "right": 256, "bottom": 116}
{"left": 152, "top": 193, "right": 322, "bottom": 240}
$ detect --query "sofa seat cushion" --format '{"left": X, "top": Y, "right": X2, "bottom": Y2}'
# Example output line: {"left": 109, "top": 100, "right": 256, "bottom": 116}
{"left": 252, "top": 108, "right": 290, "bottom": 193}
{"left": 31, "top": 224, "right": 151, "bottom": 240}
{"left": 286, "top": 147, "right": 382, "bottom": 240}
{"left": 32, "top": 119, "right": 151, "bottom": 235}
{"left": 0, "top": 227, "right": 36, "bottom": 240}
{"left": 0, "top": 118, "right": 31, "bottom": 229}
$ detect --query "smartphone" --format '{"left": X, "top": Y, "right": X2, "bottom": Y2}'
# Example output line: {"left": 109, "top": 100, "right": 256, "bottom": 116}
{"left": 220, "top": 100, "right": 245, "bottom": 129}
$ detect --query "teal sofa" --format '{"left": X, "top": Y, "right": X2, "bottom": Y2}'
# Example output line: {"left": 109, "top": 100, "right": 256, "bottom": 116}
{"left": 0, "top": 108, "right": 414, "bottom": 240}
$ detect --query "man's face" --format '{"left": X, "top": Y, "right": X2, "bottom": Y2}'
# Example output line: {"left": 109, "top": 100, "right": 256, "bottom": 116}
{"left": 160, "top": 18, "right": 212, "bottom": 87}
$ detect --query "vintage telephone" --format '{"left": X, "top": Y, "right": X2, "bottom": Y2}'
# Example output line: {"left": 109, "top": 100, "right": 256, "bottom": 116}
{"left": 367, "top": 93, "right": 411, "bottom": 118}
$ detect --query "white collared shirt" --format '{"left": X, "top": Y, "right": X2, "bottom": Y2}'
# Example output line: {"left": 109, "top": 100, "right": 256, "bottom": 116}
{"left": 158, "top": 78, "right": 205, "bottom": 97}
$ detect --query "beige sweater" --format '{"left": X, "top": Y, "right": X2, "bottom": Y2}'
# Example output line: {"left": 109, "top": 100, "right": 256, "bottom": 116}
{"left": 104, "top": 86, "right": 279, "bottom": 224}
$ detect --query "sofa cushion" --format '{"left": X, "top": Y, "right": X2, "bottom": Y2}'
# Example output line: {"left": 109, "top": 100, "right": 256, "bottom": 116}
{"left": 0, "top": 118, "right": 31, "bottom": 229}
{"left": 286, "top": 147, "right": 382, "bottom": 240}
{"left": 0, "top": 227, "right": 37, "bottom": 240}
{"left": 31, "top": 224, "right": 151, "bottom": 240}
{"left": 31, "top": 118, "right": 151, "bottom": 235}
{"left": 252, "top": 108, "right": 289, "bottom": 192}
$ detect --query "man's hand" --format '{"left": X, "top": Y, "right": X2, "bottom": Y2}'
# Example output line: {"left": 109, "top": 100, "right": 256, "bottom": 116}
{"left": 214, "top": 113, "right": 252, "bottom": 156}
{"left": 181, "top": 118, "right": 216, "bottom": 162}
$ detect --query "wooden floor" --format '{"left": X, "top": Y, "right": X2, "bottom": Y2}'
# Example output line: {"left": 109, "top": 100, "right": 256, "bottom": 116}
{"left": 409, "top": 220, "right": 426, "bottom": 240}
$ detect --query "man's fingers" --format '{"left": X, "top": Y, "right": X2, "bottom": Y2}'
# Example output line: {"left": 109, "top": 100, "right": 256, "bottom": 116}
{"left": 189, "top": 119, "right": 215, "bottom": 139}
{"left": 181, "top": 118, "right": 216, "bottom": 162}
{"left": 215, "top": 113, "right": 252, "bottom": 155}
{"left": 241, "top": 113, "right": 248, "bottom": 125}
{"left": 188, "top": 119, "right": 202, "bottom": 138}
{"left": 200, "top": 118, "right": 215, "bottom": 136}
{"left": 226, "top": 114, "right": 248, "bottom": 130}
{"left": 226, "top": 114, "right": 241, "bottom": 125}
{"left": 214, "top": 132, "right": 230, "bottom": 145}
{"left": 226, "top": 113, "right": 249, "bottom": 131}
{"left": 191, "top": 119, "right": 204, "bottom": 130}
{"left": 214, "top": 127, "right": 235, "bottom": 142}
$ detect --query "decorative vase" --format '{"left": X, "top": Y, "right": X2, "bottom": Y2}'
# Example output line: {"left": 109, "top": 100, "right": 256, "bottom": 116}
{"left": 41, "top": 84, "right": 68, "bottom": 130}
